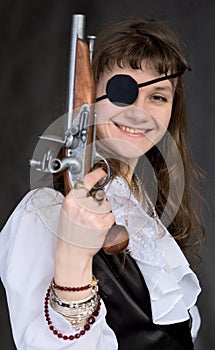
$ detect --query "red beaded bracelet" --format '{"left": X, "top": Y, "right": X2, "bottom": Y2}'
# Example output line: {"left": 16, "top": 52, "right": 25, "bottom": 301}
{"left": 44, "top": 285, "right": 101, "bottom": 341}
{"left": 52, "top": 276, "right": 98, "bottom": 292}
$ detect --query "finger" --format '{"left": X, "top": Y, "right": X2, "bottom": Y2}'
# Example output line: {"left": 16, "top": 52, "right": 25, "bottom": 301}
{"left": 64, "top": 168, "right": 107, "bottom": 211}
{"left": 80, "top": 197, "right": 112, "bottom": 214}
{"left": 92, "top": 189, "right": 106, "bottom": 203}
{"left": 74, "top": 188, "right": 106, "bottom": 204}
{"left": 83, "top": 168, "right": 107, "bottom": 191}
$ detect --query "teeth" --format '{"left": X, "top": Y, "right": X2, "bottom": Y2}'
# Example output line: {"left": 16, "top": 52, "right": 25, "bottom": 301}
{"left": 119, "top": 125, "right": 146, "bottom": 134}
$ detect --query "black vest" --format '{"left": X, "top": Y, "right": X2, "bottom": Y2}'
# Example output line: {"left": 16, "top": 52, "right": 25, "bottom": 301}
{"left": 93, "top": 250, "right": 194, "bottom": 350}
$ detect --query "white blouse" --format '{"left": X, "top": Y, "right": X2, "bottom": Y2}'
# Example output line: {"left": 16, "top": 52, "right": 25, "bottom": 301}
{"left": 0, "top": 178, "right": 201, "bottom": 349}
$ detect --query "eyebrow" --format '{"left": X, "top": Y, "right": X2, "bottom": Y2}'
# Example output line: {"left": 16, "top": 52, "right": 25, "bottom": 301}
{"left": 146, "top": 85, "right": 174, "bottom": 95}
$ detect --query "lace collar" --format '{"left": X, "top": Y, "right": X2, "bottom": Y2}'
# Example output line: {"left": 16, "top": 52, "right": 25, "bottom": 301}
{"left": 106, "top": 177, "right": 201, "bottom": 325}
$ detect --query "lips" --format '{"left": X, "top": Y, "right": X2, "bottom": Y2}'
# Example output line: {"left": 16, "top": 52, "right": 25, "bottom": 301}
{"left": 112, "top": 120, "right": 156, "bottom": 138}
{"left": 116, "top": 123, "right": 147, "bottom": 134}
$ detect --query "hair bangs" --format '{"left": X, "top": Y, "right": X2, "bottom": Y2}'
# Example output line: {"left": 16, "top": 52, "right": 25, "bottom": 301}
{"left": 93, "top": 31, "right": 188, "bottom": 82}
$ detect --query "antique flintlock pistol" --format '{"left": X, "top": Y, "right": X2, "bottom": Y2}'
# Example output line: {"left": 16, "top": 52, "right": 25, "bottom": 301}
{"left": 30, "top": 14, "right": 129, "bottom": 255}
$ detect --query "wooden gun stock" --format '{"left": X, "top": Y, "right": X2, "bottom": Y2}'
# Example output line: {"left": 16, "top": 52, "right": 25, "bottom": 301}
{"left": 63, "top": 38, "right": 95, "bottom": 194}
{"left": 74, "top": 39, "right": 96, "bottom": 109}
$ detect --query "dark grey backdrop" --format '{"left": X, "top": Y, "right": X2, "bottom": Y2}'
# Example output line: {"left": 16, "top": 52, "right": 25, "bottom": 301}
{"left": 0, "top": 0, "right": 214, "bottom": 349}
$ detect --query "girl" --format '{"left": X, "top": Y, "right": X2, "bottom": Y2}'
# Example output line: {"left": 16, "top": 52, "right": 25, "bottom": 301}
{"left": 0, "top": 17, "right": 204, "bottom": 349}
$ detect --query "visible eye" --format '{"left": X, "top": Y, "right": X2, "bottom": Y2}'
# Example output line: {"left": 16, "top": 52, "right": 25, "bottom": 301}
{"left": 150, "top": 95, "right": 168, "bottom": 103}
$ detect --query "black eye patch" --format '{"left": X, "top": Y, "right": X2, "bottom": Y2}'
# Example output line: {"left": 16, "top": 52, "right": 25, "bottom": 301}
{"left": 106, "top": 74, "right": 138, "bottom": 106}
{"left": 96, "top": 71, "right": 184, "bottom": 107}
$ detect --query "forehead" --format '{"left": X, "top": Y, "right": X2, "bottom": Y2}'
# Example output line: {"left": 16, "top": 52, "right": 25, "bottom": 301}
{"left": 97, "top": 65, "right": 174, "bottom": 91}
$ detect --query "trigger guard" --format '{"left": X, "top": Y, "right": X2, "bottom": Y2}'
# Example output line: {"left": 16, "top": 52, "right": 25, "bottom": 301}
{"left": 92, "top": 153, "right": 111, "bottom": 190}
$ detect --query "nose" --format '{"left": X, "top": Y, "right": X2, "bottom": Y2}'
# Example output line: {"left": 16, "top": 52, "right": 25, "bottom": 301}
{"left": 132, "top": 89, "right": 146, "bottom": 108}
{"left": 124, "top": 106, "right": 153, "bottom": 128}
{"left": 132, "top": 92, "right": 150, "bottom": 116}
{"left": 129, "top": 93, "right": 156, "bottom": 127}
{"left": 132, "top": 90, "right": 156, "bottom": 121}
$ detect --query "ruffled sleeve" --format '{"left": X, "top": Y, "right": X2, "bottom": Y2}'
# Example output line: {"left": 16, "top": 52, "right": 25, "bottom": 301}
{"left": 0, "top": 188, "right": 118, "bottom": 350}
{"left": 152, "top": 227, "right": 201, "bottom": 325}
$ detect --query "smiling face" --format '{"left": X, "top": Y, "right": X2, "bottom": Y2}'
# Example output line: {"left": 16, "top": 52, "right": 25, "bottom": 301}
{"left": 95, "top": 65, "right": 175, "bottom": 166}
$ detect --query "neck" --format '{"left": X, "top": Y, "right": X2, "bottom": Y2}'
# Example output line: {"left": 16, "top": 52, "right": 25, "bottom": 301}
{"left": 122, "top": 158, "right": 138, "bottom": 185}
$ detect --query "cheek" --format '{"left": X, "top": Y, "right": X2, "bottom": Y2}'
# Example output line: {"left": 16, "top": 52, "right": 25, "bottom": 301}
{"left": 95, "top": 101, "right": 119, "bottom": 129}
{"left": 155, "top": 107, "right": 172, "bottom": 130}
{"left": 96, "top": 123, "right": 108, "bottom": 139}
{"left": 148, "top": 108, "right": 172, "bottom": 146}
{"left": 160, "top": 114, "right": 172, "bottom": 130}
{"left": 96, "top": 107, "right": 110, "bottom": 139}
{"left": 96, "top": 119, "right": 116, "bottom": 141}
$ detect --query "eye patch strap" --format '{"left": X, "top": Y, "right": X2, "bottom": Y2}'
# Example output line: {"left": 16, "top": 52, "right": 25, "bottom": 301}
{"left": 137, "top": 71, "right": 184, "bottom": 89}
{"left": 96, "top": 71, "right": 185, "bottom": 103}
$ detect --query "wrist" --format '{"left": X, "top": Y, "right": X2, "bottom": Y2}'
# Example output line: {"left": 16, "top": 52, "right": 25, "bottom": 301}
{"left": 54, "top": 239, "right": 93, "bottom": 300}
{"left": 55, "top": 239, "right": 93, "bottom": 267}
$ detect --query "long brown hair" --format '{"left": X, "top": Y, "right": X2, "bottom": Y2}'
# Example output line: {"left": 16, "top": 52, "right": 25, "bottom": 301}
{"left": 92, "top": 17, "right": 205, "bottom": 252}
